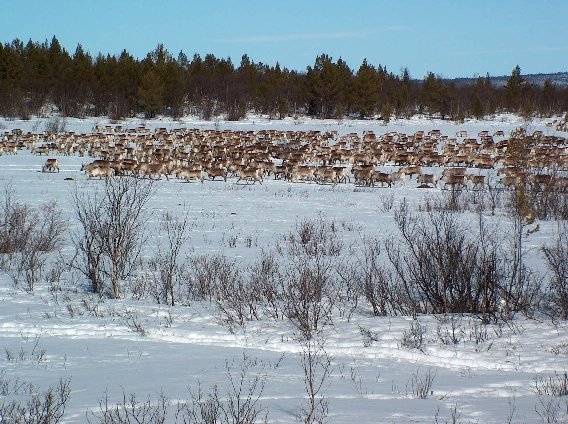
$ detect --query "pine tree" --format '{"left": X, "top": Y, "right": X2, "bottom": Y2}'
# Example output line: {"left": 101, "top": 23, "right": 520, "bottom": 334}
{"left": 117, "top": 50, "right": 141, "bottom": 117}
{"left": 504, "top": 65, "right": 524, "bottom": 111}
{"left": 306, "top": 54, "right": 353, "bottom": 118}
{"left": 540, "top": 79, "right": 556, "bottom": 116}
{"left": 421, "top": 72, "right": 441, "bottom": 117}
{"left": 0, "top": 40, "right": 25, "bottom": 116}
{"left": 472, "top": 95, "right": 484, "bottom": 119}
{"left": 68, "top": 44, "right": 94, "bottom": 116}
{"left": 353, "top": 59, "right": 380, "bottom": 118}
{"left": 138, "top": 69, "right": 163, "bottom": 118}
{"left": 398, "top": 68, "right": 412, "bottom": 117}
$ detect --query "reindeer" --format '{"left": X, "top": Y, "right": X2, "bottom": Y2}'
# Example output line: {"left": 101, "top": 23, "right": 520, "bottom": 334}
{"left": 291, "top": 165, "right": 315, "bottom": 183}
{"left": 82, "top": 162, "right": 114, "bottom": 179}
{"left": 399, "top": 165, "right": 422, "bottom": 179}
{"left": 315, "top": 167, "right": 337, "bottom": 185}
{"left": 372, "top": 171, "right": 392, "bottom": 187}
{"left": 467, "top": 175, "right": 486, "bottom": 190}
{"left": 417, "top": 173, "right": 437, "bottom": 187}
{"left": 236, "top": 167, "right": 263, "bottom": 185}
{"left": 273, "top": 165, "right": 291, "bottom": 180}
{"left": 389, "top": 171, "right": 406, "bottom": 187}
{"left": 500, "top": 175, "right": 522, "bottom": 190}
{"left": 176, "top": 167, "right": 204, "bottom": 183}
{"left": 353, "top": 168, "right": 373, "bottom": 186}
{"left": 441, "top": 174, "right": 467, "bottom": 190}
{"left": 442, "top": 167, "right": 467, "bottom": 178}
{"left": 530, "top": 173, "right": 552, "bottom": 188}
{"left": 33, "top": 145, "right": 49, "bottom": 155}
{"left": 334, "top": 166, "right": 351, "bottom": 183}
{"left": 116, "top": 159, "right": 138, "bottom": 176}
{"left": 42, "top": 158, "right": 60, "bottom": 173}
{"left": 206, "top": 167, "right": 228, "bottom": 182}
{"left": 136, "top": 162, "right": 169, "bottom": 180}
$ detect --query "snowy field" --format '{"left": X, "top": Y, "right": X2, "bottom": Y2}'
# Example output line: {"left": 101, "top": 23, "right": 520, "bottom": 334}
{"left": 0, "top": 114, "right": 567, "bottom": 423}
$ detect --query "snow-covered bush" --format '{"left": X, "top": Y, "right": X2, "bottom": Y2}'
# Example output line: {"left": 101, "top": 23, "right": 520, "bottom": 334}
{"left": 0, "top": 183, "right": 67, "bottom": 292}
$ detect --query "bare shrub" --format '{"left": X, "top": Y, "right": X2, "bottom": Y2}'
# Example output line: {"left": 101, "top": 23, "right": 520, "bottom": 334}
{"left": 88, "top": 389, "right": 169, "bottom": 424}
{"left": 80, "top": 294, "right": 106, "bottom": 317}
{"left": 178, "top": 382, "right": 221, "bottom": 423}
{"left": 400, "top": 320, "right": 426, "bottom": 352}
{"left": 88, "top": 355, "right": 266, "bottom": 424}
{"left": 149, "top": 210, "right": 191, "bottom": 306}
{"left": 550, "top": 341, "right": 568, "bottom": 356}
{"left": 386, "top": 200, "right": 539, "bottom": 319}
{"left": 542, "top": 221, "right": 568, "bottom": 319}
{"left": 358, "top": 325, "right": 379, "bottom": 348}
{"left": 43, "top": 117, "right": 66, "bottom": 135}
{"left": 177, "top": 353, "right": 267, "bottom": 424}
{"left": 188, "top": 254, "right": 239, "bottom": 302}
{"left": 534, "top": 372, "right": 568, "bottom": 397}
{"left": 70, "top": 189, "right": 104, "bottom": 295}
{"left": 4, "top": 336, "right": 47, "bottom": 364}
{"left": 525, "top": 176, "right": 568, "bottom": 221}
{"left": 278, "top": 215, "right": 342, "bottom": 340}
{"left": 334, "top": 258, "right": 361, "bottom": 320}
{"left": 130, "top": 271, "right": 159, "bottom": 302}
{"left": 71, "top": 178, "right": 155, "bottom": 298}
{"left": 186, "top": 253, "right": 260, "bottom": 330}
{"left": 355, "top": 235, "right": 407, "bottom": 316}
{"left": 283, "top": 214, "right": 343, "bottom": 258}
{"left": 468, "top": 318, "right": 490, "bottom": 349}
{"left": 0, "top": 183, "right": 67, "bottom": 292}
{"left": 378, "top": 193, "right": 395, "bottom": 212}
{"left": 247, "top": 250, "right": 283, "bottom": 320}
{"left": 214, "top": 272, "right": 257, "bottom": 332}
{"left": 280, "top": 255, "right": 335, "bottom": 340}
{"left": 299, "top": 338, "right": 332, "bottom": 424}
{"left": 389, "top": 201, "right": 489, "bottom": 315}
{"left": 435, "top": 314, "right": 464, "bottom": 346}
{"left": 119, "top": 309, "right": 148, "bottom": 337}
{"left": 534, "top": 396, "right": 568, "bottom": 424}
{"left": 218, "top": 354, "right": 267, "bottom": 424}
{"left": 407, "top": 367, "right": 436, "bottom": 399}
{"left": 421, "top": 189, "right": 466, "bottom": 213}
{"left": 0, "top": 377, "right": 71, "bottom": 424}
{"left": 501, "top": 187, "right": 543, "bottom": 320}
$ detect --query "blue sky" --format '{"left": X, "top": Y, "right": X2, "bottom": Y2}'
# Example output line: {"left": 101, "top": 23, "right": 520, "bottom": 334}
{"left": 2, "top": 0, "right": 567, "bottom": 79}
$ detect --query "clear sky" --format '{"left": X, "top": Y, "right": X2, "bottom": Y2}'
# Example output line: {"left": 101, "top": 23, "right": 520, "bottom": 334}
{"left": 2, "top": 0, "right": 567, "bottom": 79}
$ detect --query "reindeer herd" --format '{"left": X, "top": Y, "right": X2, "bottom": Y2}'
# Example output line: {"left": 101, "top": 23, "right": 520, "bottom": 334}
{"left": 1, "top": 124, "right": 567, "bottom": 191}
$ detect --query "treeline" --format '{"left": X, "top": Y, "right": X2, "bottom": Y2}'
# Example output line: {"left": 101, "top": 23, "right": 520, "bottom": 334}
{"left": 1, "top": 36, "right": 567, "bottom": 121}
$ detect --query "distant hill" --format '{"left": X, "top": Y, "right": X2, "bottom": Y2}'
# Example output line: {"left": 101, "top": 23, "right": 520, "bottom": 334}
{"left": 446, "top": 72, "right": 568, "bottom": 88}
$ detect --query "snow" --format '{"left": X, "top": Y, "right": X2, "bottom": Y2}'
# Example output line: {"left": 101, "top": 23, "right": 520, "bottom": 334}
{"left": 0, "top": 114, "right": 567, "bottom": 423}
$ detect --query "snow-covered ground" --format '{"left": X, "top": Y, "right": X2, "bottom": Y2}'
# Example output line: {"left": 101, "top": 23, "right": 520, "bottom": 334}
{"left": 0, "top": 114, "right": 567, "bottom": 423}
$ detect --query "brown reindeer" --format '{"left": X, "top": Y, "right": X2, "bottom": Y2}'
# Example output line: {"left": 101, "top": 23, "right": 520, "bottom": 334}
{"left": 176, "top": 167, "right": 204, "bottom": 183}
{"left": 315, "top": 167, "right": 337, "bottom": 185}
{"left": 236, "top": 167, "right": 263, "bottom": 185}
{"left": 399, "top": 165, "right": 422, "bottom": 179}
{"left": 82, "top": 163, "right": 114, "bottom": 179}
{"left": 468, "top": 175, "right": 486, "bottom": 190}
{"left": 417, "top": 173, "right": 437, "bottom": 187}
{"left": 206, "top": 167, "right": 228, "bottom": 182}
{"left": 372, "top": 171, "right": 392, "bottom": 187}
{"left": 441, "top": 174, "right": 467, "bottom": 190}
{"left": 42, "top": 158, "right": 60, "bottom": 173}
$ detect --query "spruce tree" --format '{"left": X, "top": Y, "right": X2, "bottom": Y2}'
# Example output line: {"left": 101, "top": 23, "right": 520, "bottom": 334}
{"left": 354, "top": 59, "right": 380, "bottom": 118}
{"left": 504, "top": 65, "right": 524, "bottom": 111}
{"left": 138, "top": 69, "right": 163, "bottom": 118}
{"left": 472, "top": 95, "right": 484, "bottom": 119}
